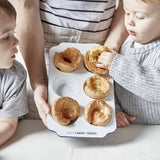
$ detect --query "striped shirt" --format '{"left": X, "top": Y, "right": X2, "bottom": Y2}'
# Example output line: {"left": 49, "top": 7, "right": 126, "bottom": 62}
{"left": 40, "top": 0, "right": 116, "bottom": 33}
{"left": 110, "top": 36, "right": 160, "bottom": 124}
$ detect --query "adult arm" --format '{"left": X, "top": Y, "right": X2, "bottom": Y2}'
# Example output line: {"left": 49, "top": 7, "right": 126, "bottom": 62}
{"left": 104, "top": 0, "right": 128, "bottom": 52}
{"left": 12, "top": 0, "right": 50, "bottom": 124}
{"left": 0, "top": 117, "right": 18, "bottom": 145}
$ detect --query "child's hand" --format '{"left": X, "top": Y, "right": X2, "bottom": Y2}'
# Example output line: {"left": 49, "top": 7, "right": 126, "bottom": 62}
{"left": 116, "top": 112, "right": 136, "bottom": 127}
{"left": 97, "top": 50, "right": 116, "bottom": 70}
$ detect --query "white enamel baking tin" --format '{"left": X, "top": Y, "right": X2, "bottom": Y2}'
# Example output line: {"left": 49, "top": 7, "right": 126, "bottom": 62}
{"left": 47, "top": 43, "right": 116, "bottom": 138}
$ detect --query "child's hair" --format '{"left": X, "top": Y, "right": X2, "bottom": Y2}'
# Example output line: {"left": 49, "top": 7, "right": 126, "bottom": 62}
{"left": 0, "top": 0, "right": 16, "bottom": 19}
{"left": 139, "top": 0, "right": 160, "bottom": 3}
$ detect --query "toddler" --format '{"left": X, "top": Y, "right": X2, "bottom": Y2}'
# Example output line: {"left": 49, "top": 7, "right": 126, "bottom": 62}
{"left": 0, "top": 0, "right": 28, "bottom": 145}
{"left": 97, "top": 0, "right": 160, "bottom": 127}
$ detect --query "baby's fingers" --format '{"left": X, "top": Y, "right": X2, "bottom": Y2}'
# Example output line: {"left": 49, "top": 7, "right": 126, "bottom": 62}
{"left": 116, "top": 112, "right": 130, "bottom": 127}
{"left": 125, "top": 114, "right": 136, "bottom": 121}
{"left": 96, "top": 63, "right": 108, "bottom": 69}
{"left": 116, "top": 116, "right": 130, "bottom": 127}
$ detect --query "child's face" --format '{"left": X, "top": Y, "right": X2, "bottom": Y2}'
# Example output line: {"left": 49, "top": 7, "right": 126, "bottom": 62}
{"left": 123, "top": 0, "right": 160, "bottom": 44}
{"left": 0, "top": 14, "right": 19, "bottom": 69}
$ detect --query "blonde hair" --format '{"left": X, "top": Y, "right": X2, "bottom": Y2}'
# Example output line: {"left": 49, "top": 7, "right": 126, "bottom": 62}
{"left": 0, "top": 0, "right": 16, "bottom": 19}
{"left": 139, "top": 0, "right": 160, "bottom": 3}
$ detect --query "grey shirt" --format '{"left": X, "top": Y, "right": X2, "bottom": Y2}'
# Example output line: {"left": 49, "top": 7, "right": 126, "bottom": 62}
{"left": 0, "top": 60, "right": 28, "bottom": 118}
{"left": 110, "top": 36, "right": 160, "bottom": 124}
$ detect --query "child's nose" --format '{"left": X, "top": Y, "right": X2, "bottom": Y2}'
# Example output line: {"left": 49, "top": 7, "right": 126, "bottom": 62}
{"left": 129, "top": 20, "right": 135, "bottom": 26}
{"left": 128, "top": 17, "right": 135, "bottom": 26}
{"left": 13, "top": 36, "right": 19, "bottom": 47}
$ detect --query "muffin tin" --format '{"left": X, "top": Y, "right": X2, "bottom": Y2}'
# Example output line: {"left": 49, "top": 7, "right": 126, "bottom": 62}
{"left": 47, "top": 43, "right": 116, "bottom": 138}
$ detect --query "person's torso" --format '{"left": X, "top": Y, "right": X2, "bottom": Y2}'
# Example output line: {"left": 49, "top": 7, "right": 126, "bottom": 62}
{"left": 0, "top": 60, "right": 27, "bottom": 116}
{"left": 40, "top": 0, "right": 116, "bottom": 46}
{"left": 115, "top": 37, "right": 160, "bottom": 124}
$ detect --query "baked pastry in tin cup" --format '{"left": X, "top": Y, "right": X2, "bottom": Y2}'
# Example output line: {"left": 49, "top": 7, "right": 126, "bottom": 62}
{"left": 51, "top": 97, "right": 80, "bottom": 125}
{"left": 84, "top": 99, "right": 112, "bottom": 126}
{"left": 84, "top": 45, "right": 109, "bottom": 74}
{"left": 54, "top": 47, "right": 82, "bottom": 72}
{"left": 84, "top": 75, "right": 111, "bottom": 99}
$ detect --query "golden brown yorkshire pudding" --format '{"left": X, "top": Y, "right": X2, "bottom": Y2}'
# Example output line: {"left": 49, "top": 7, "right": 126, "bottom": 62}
{"left": 83, "top": 75, "right": 110, "bottom": 99}
{"left": 53, "top": 47, "right": 82, "bottom": 72}
{"left": 84, "top": 100, "right": 112, "bottom": 126}
{"left": 84, "top": 45, "right": 110, "bottom": 74}
{"left": 51, "top": 97, "right": 80, "bottom": 125}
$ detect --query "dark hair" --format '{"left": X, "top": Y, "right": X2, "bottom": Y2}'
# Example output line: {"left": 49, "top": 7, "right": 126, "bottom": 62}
{"left": 0, "top": 0, "right": 16, "bottom": 19}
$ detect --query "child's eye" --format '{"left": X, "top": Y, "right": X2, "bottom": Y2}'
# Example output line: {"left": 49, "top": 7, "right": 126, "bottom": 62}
{"left": 2, "top": 35, "right": 10, "bottom": 40}
{"left": 136, "top": 16, "right": 144, "bottom": 20}
{"left": 124, "top": 8, "right": 130, "bottom": 16}
{"left": 125, "top": 12, "right": 130, "bottom": 16}
{"left": 0, "top": 31, "right": 15, "bottom": 41}
{"left": 136, "top": 13, "right": 145, "bottom": 20}
{"left": 0, "top": 33, "right": 11, "bottom": 41}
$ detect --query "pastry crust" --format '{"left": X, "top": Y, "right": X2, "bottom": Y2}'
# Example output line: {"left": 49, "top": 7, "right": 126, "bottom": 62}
{"left": 84, "top": 45, "right": 109, "bottom": 74}
{"left": 84, "top": 100, "right": 112, "bottom": 126}
{"left": 54, "top": 47, "right": 82, "bottom": 72}
{"left": 51, "top": 97, "right": 80, "bottom": 125}
{"left": 83, "top": 75, "right": 110, "bottom": 99}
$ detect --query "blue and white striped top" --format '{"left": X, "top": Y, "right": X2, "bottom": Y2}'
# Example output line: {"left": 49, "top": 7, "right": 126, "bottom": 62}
{"left": 40, "top": 0, "right": 116, "bottom": 33}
